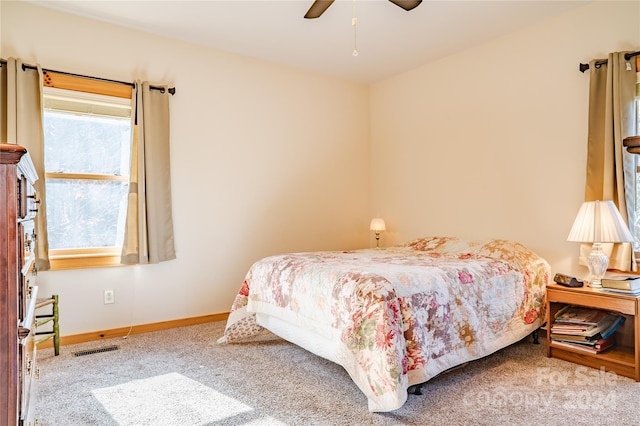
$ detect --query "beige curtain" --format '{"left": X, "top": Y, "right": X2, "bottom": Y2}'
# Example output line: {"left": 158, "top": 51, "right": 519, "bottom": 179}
{"left": 583, "top": 52, "right": 637, "bottom": 271}
{"left": 0, "top": 58, "right": 50, "bottom": 271}
{"left": 121, "top": 81, "right": 176, "bottom": 264}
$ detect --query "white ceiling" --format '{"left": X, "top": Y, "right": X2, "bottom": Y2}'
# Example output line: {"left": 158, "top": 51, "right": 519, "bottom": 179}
{"left": 26, "top": 0, "right": 588, "bottom": 83}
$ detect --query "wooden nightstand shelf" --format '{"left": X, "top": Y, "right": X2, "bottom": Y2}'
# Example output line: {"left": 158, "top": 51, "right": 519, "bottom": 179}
{"left": 546, "top": 283, "right": 640, "bottom": 381}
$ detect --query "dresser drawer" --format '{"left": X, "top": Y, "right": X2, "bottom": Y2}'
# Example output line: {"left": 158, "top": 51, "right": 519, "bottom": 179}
{"left": 19, "top": 220, "right": 36, "bottom": 273}
{"left": 19, "top": 220, "right": 36, "bottom": 321}
{"left": 19, "top": 330, "right": 37, "bottom": 425}
{"left": 18, "top": 285, "right": 38, "bottom": 425}
{"left": 17, "top": 172, "right": 38, "bottom": 221}
{"left": 19, "top": 273, "right": 37, "bottom": 331}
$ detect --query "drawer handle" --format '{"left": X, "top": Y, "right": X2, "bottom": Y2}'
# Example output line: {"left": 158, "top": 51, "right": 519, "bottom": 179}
{"left": 28, "top": 194, "right": 40, "bottom": 213}
{"left": 27, "top": 194, "right": 40, "bottom": 203}
{"left": 25, "top": 233, "right": 32, "bottom": 252}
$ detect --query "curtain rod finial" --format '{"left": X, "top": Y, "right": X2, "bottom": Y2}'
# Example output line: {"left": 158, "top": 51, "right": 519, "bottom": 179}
{"left": 579, "top": 63, "right": 589, "bottom": 73}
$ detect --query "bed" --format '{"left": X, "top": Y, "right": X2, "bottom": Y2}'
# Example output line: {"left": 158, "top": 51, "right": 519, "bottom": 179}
{"left": 218, "top": 236, "right": 550, "bottom": 412}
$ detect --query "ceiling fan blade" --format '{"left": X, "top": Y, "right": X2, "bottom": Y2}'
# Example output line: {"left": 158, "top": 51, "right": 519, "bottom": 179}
{"left": 388, "top": 0, "right": 422, "bottom": 12}
{"left": 304, "top": 0, "right": 335, "bottom": 19}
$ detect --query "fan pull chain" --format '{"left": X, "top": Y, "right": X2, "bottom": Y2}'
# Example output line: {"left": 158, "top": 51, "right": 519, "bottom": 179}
{"left": 352, "top": 0, "right": 358, "bottom": 56}
{"left": 352, "top": 17, "right": 358, "bottom": 57}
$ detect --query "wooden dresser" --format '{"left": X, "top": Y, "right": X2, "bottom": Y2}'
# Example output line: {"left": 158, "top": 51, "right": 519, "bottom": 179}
{"left": 1, "top": 144, "right": 39, "bottom": 426}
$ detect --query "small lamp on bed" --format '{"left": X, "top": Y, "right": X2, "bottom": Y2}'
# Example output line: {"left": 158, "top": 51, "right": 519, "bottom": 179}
{"left": 370, "top": 218, "right": 386, "bottom": 249}
{"left": 567, "top": 200, "right": 634, "bottom": 287}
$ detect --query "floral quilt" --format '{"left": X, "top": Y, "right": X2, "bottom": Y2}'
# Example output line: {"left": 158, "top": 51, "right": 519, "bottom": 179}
{"left": 219, "top": 237, "right": 550, "bottom": 412}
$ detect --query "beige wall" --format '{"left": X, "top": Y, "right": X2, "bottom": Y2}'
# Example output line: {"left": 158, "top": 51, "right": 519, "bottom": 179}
{"left": 2, "top": 1, "right": 640, "bottom": 337}
{"left": 1, "top": 1, "right": 370, "bottom": 335}
{"left": 370, "top": 0, "right": 640, "bottom": 279}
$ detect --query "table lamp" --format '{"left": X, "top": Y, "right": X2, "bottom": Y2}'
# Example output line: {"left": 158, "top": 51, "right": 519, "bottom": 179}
{"left": 567, "top": 200, "right": 634, "bottom": 287}
{"left": 370, "top": 218, "right": 386, "bottom": 249}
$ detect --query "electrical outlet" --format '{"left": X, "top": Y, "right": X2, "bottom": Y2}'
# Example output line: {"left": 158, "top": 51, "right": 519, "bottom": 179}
{"left": 104, "top": 289, "right": 115, "bottom": 304}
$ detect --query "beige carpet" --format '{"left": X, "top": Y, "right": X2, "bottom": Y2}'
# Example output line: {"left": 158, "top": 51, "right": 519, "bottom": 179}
{"left": 36, "top": 321, "right": 640, "bottom": 425}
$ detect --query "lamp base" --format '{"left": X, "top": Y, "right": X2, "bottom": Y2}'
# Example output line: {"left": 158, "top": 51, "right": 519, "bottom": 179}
{"left": 587, "top": 243, "right": 609, "bottom": 288}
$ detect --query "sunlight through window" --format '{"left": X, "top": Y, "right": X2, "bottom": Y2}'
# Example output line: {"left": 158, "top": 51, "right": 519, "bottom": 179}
{"left": 91, "top": 372, "right": 286, "bottom": 425}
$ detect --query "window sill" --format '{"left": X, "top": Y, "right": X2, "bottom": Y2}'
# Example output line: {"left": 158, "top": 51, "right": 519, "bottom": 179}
{"left": 49, "top": 248, "right": 124, "bottom": 271}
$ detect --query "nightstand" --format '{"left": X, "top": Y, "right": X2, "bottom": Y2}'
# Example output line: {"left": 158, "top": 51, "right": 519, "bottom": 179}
{"left": 546, "top": 283, "right": 640, "bottom": 381}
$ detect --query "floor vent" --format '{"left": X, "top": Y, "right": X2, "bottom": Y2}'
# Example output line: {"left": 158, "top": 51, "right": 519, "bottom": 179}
{"left": 73, "top": 345, "right": 119, "bottom": 357}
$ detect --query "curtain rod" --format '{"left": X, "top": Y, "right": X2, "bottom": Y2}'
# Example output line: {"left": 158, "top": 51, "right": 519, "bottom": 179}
{"left": 579, "top": 51, "right": 640, "bottom": 73}
{"left": 0, "top": 59, "right": 175, "bottom": 95}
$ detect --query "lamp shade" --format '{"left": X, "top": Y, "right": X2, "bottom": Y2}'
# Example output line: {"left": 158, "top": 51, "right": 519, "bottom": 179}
{"left": 370, "top": 218, "right": 386, "bottom": 232}
{"left": 567, "top": 200, "right": 634, "bottom": 243}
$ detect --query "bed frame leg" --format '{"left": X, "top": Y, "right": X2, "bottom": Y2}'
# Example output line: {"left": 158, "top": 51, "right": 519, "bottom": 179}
{"left": 408, "top": 383, "right": 423, "bottom": 395}
{"left": 531, "top": 328, "right": 539, "bottom": 344}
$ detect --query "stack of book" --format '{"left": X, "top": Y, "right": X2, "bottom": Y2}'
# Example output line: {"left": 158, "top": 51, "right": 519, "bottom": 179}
{"left": 550, "top": 305, "right": 625, "bottom": 353}
{"left": 600, "top": 274, "right": 640, "bottom": 295}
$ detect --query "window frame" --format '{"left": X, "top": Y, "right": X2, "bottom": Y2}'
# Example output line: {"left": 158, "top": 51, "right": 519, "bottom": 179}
{"left": 629, "top": 72, "right": 640, "bottom": 253}
{"left": 634, "top": 71, "right": 640, "bottom": 255}
{"left": 43, "top": 72, "right": 133, "bottom": 270}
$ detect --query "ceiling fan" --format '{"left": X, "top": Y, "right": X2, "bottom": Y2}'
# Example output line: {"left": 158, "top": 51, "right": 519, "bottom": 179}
{"left": 304, "top": 0, "right": 422, "bottom": 19}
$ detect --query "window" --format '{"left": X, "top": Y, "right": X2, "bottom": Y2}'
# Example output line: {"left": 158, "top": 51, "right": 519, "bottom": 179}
{"left": 634, "top": 73, "right": 640, "bottom": 252}
{"left": 43, "top": 85, "right": 132, "bottom": 269}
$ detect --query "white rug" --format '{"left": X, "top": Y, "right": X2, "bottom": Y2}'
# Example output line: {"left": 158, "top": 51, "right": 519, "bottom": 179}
{"left": 92, "top": 372, "right": 284, "bottom": 426}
